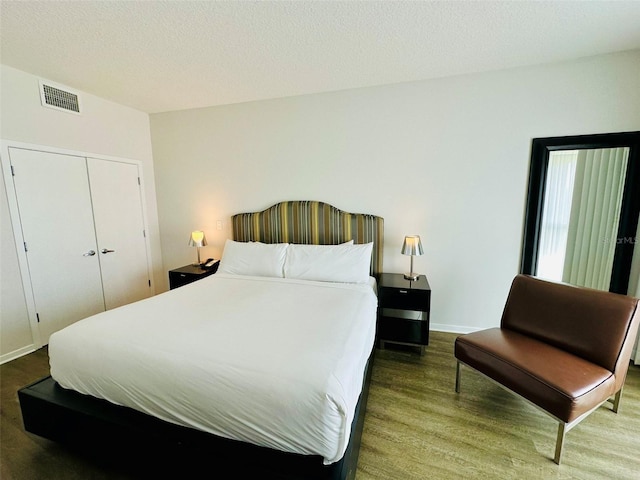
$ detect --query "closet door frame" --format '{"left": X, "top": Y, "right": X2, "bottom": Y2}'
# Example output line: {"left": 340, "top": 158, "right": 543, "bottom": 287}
{"left": 1, "top": 140, "right": 155, "bottom": 350}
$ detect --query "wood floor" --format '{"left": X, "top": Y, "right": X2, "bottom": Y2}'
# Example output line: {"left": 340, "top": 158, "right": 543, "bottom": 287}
{"left": 2, "top": 331, "right": 639, "bottom": 479}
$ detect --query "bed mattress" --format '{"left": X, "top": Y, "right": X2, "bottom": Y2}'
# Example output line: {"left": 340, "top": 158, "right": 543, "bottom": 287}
{"left": 48, "top": 273, "right": 378, "bottom": 464}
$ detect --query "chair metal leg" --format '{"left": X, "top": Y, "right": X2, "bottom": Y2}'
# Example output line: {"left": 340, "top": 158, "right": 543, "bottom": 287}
{"left": 554, "top": 422, "right": 566, "bottom": 465}
{"left": 455, "top": 358, "right": 623, "bottom": 464}
{"left": 611, "top": 388, "right": 622, "bottom": 413}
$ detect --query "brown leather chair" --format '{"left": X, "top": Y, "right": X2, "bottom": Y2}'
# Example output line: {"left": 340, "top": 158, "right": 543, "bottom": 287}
{"left": 454, "top": 274, "right": 640, "bottom": 464}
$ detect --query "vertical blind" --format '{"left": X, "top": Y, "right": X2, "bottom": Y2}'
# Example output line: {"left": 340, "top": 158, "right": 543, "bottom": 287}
{"left": 562, "top": 147, "right": 629, "bottom": 289}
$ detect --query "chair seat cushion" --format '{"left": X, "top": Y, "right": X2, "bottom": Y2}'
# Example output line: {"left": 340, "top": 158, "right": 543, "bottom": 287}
{"left": 455, "top": 328, "right": 616, "bottom": 423}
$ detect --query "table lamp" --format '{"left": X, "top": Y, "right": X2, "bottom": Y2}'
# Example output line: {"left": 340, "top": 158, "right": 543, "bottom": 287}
{"left": 189, "top": 230, "right": 207, "bottom": 266}
{"left": 401, "top": 235, "right": 423, "bottom": 281}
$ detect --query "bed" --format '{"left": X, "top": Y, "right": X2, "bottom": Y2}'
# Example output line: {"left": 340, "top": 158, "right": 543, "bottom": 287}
{"left": 18, "top": 200, "right": 384, "bottom": 480}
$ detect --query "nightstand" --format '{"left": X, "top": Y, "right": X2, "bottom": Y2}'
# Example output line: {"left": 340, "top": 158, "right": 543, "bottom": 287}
{"left": 377, "top": 272, "right": 431, "bottom": 355}
{"left": 168, "top": 262, "right": 219, "bottom": 289}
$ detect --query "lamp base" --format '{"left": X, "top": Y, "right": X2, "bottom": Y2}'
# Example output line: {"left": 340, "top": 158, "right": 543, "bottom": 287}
{"left": 192, "top": 247, "right": 202, "bottom": 267}
{"left": 403, "top": 273, "right": 420, "bottom": 281}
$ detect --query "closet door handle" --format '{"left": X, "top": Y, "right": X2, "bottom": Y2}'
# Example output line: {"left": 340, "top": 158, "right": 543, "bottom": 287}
{"left": 101, "top": 248, "right": 115, "bottom": 254}
{"left": 83, "top": 250, "right": 96, "bottom": 256}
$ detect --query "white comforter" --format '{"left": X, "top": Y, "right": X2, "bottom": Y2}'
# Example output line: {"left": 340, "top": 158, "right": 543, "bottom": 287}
{"left": 48, "top": 273, "right": 378, "bottom": 464}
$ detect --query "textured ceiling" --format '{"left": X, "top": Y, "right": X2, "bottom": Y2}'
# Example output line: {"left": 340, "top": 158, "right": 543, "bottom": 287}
{"left": 2, "top": 1, "right": 640, "bottom": 114}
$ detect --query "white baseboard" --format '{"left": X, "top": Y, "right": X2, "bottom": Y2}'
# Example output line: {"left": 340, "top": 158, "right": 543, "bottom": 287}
{"left": 430, "top": 323, "right": 484, "bottom": 335}
{"left": 0, "top": 344, "right": 36, "bottom": 365}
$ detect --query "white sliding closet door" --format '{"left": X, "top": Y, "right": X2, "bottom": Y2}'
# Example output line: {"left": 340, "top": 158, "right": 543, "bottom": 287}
{"left": 9, "top": 148, "right": 105, "bottom": 342}
{"left": 87, "top": 158, "right": 151, "bottom": 309}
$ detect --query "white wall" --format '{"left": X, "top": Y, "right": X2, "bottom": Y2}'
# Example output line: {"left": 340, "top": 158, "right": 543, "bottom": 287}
{"left": 0, "top": 64, "right": 164, "bottom": 362}
{"left": 151, "top": 50, "right": 640, "bottom": 333}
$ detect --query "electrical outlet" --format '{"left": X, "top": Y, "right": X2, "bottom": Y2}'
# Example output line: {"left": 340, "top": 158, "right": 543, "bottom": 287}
{"left": 216, "top": 220, "right": 223, "bottom": 230}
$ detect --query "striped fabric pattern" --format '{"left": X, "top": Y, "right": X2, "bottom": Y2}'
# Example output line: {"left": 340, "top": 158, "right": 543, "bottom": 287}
{"left": 232, "top": 201, "right": 384, "bottom": 276}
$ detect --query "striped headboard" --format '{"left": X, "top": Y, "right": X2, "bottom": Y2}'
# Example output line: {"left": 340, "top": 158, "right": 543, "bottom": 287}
{"left": 232, "top": 201, "right": 384, "bottom": 277}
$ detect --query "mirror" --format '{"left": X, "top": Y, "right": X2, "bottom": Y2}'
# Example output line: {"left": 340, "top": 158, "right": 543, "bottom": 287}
{"left": 521, "top": 131, "right": 640, "bottom": 294}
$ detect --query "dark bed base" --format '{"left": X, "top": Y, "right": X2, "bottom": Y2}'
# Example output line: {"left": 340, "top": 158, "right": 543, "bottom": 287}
{"left": 18, "top": 348, "right": 375, "bottom": 480}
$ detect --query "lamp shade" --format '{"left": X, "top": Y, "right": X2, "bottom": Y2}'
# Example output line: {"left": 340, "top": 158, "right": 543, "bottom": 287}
{"left": 401, "top": 235, "right": 423, "bottom": 256}
{"left": 189, "top": 230, "right": 207, "bottom": 248}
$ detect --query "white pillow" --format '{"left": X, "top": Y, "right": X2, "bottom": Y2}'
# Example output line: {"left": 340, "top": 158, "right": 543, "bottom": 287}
{"left": 218, "top": 239, "right": 288, "bottom": 277}
{"left": 284, "top": 242, "right": 373, "bottom": 284}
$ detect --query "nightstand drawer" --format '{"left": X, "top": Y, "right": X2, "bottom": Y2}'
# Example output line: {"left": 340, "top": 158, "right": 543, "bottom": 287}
{"left": 168, "top": 263, "right": 217, "bottom": 290}
{"left": 378, "top": 316, "right": 429, "bottom": 345}
{"left": 379, "top": 287, "right": 430, "bottom": 311}
{"left": 170, "top": 272, "right": 197, "bottom": 289}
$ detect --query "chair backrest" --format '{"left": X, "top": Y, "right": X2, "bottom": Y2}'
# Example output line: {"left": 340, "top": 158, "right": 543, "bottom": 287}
{"left": 501, "top": 275, "right": 640, "bottom": 377}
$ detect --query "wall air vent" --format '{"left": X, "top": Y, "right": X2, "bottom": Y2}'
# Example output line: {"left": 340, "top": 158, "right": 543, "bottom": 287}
{"left": 39, "top": 80, "right": 81, "bottom": 114}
